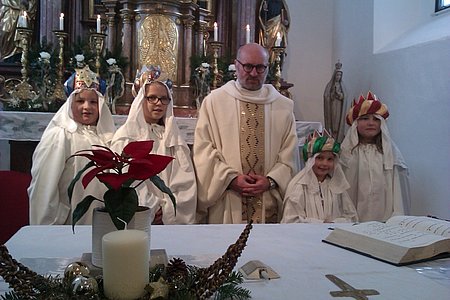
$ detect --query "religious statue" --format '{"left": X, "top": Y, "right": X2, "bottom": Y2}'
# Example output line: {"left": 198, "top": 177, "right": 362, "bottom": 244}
{"left": 192, "top": 62, "right": 211, "bottom": 110}
{"left": 105, "top": 58, "right": 125, "bottom": 114}
{"left": 0, "top": 0, "right": 37, "bottom": 61}
{"left": 258, "top": 0, "right": 290, "bottom": 65}
{"left": 323, "top": 61, "right": 347, "bottom": 142}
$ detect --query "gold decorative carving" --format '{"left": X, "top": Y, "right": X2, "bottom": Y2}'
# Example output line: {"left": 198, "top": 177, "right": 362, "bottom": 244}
{"left": 138, "top": 15, "right": 178, "bottom": 81}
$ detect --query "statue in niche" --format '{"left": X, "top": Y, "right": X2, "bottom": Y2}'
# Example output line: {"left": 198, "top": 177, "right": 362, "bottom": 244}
{"left": 0, "top": 0, "right": 37, "bottom": 61}
{"left": 258, "top": 0, "right": 290, "bottom": 66}
{"left": 323, "top": 61, "right": 347, "bottom": 142}
{"left": 138, "top": 15, "right": 178, "bottom": 83}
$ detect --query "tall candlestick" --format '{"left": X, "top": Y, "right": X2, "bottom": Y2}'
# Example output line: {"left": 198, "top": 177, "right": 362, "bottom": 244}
{"left": 275, "top": 32, "right": 282, "bottom": 47}
{"left": 59, "top": 13, "right": 64, "bottom": 31}
{"left": 96, "top": 14, "right": 101, "bottom": 33}
{"left": 103, "top": 229, "right": 149, "bottom": 300}
{"left": 213, "top": 22, "right": 218, "bottom": 41}
{"left": 246, "top": 24, "right": 250, "bottom": 44}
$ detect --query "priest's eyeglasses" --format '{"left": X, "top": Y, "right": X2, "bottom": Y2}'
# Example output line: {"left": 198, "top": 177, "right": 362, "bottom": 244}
{"left": 145, "top": 95, "right": 171, "bottom": 105}
{"left": 236, "top": 59, "right": 268, "bottom": 74}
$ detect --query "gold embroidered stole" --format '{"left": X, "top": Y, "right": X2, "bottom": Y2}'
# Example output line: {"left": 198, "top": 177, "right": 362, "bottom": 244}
{"left": 240, "top": 102, "right": 265, "bottom": 223}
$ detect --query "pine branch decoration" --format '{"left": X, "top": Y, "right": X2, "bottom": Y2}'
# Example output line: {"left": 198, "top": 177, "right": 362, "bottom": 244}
{"left": 0, "top": 244, "right": 48, "bottom": 299}
{"left": 194, "top": 221, "right": 253, "bottom": 299}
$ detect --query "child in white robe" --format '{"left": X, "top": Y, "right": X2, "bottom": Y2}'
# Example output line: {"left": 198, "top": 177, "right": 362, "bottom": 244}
{"left": 28, "top": 69, "right": 116, "bottom": 225}
{"left": 111, "top": 68, "right": 197, "bottom": 224}
{"left": 281, "top": 130, "right": 357, "bottom": 223}
{"left": 340, "top": 91, "right": 410, "bottom": 222}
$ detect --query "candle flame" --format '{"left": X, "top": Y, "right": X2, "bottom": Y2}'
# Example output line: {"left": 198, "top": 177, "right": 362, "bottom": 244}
{"left": 246, "top": 24, "right": 250, "bottom": 30}
{"left": 214, "top": 22, "right": 217, "bottom": 28}
{"left": 60, "top": 13, "right": 64, "bottom": 18}
{"left": 97, "top": 14, "right": 101, "bottom": 20}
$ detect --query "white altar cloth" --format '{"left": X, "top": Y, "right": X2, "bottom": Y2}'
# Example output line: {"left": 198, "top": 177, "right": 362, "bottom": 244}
{"left": 2, "top": 224, "right": 449, "bottom": 299}
{"left": 0, "top": 111, "right": 321, "bottom": 145}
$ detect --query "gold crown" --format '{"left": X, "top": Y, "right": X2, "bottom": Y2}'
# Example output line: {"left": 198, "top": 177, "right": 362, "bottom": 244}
{"left": 74, "top": 65, "right": 99, "bottom": 90}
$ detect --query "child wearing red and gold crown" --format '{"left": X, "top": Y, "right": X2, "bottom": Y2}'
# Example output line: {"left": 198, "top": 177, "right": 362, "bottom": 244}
{"left": 340, "top": 91, "right": 410, "bottom": 222}
{"left": 281, "top": 130, "right": 358, "bottom": 223}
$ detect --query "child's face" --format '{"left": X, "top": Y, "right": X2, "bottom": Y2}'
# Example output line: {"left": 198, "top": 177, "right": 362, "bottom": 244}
{"left": 71, "top": 89, "right": 99, "bottom": 126}
{"left": 313, "top": 151, "right": 335, "bottom": 182}
{"left": 356, "top": 114, "right": 381, "bottom": 143}
{"left": 142, "top": 82, "right": 169, "bottom": 124}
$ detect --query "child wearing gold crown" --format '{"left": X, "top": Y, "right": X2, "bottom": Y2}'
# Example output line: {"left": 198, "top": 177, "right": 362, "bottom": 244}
{"left": 111, "top": 66, "right": 196, "bottom": 225}
{"left": 28, "top": 67, "right": 116, "bottom": 225}
{"left": 281, "top": 130, "right": 358, "bottom": 223}
{"left": 340, "top": 91, "right": 410, "bottom": 222}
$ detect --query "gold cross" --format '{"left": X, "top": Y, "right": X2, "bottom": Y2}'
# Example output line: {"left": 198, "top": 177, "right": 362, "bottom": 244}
{"left": 326, "top": 274, "right": 380, "bottom": 300}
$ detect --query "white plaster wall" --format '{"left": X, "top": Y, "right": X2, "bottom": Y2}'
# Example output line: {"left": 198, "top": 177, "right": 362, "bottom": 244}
{"left": 284, "top": 0, "right": 333, "bottom": 123}
{"left": 334, "top": 0, "right": 450, "bottom": 219}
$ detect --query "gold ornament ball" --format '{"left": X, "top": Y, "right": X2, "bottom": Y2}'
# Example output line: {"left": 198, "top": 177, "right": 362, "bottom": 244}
{"left": 64, "top": 261, "right": 90, "bottom": 284}
{"left": 71, "top": 275, "right": 99, "bottom": 295}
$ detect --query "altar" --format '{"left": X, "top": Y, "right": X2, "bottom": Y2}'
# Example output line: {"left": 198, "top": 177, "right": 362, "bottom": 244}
{"left": 0, "top": 111, "right": 321, "bottom": 171}
{"left": 2, "top": 224, "right": 449, "bottom": 299}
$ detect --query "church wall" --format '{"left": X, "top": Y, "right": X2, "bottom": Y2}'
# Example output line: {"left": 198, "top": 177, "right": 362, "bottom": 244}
{"left": 333, "top": 0, "right": 450, "bottom": 219}
{"left": 283, "top": 0, "right": 334, "bottom": 123}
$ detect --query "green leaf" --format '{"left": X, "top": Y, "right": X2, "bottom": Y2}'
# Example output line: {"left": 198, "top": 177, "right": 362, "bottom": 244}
{"left": 104, "top": 187, "right": 139, "bottom": 230}
{"left": 72, "top": 195, "right": 98, "bottom": 233}
{"left": 68, "top": 161, "right": 95, "bottom": 203}
{"left": 150, "top": 175, "right": 176, "bottom": 214}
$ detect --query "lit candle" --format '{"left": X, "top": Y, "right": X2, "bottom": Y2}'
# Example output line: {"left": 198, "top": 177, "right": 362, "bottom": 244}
{"left": 246, "top": 24, "right": 250, "bottom": 44}
{"left": 23, "top": 11, "right": 27, "bottom": 28}
{"left": 18, "top": 12, "right": 27, "bottom": 28}
{"left": 213, "top": 22, "right": 218, "bottom": 41}
{"left": 102, "top": 229, "right": 149, "bottom": 299}
{"left": 96, "top": 14, "right": 101, "bottom": 33}
{"left": 59, "top": 13, "right": 64, "bottom": 31}
{"left": 275, "top": 32, "right": 282, "bottom": 47}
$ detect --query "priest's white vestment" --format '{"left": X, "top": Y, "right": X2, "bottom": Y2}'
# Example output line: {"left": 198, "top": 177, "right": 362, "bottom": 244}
{"left": 194, "top": 81, "right": 299, "bottom": 224}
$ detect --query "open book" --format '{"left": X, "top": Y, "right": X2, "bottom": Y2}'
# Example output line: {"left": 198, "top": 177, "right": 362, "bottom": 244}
{"left": 323, "top": 215, "right": 450, "bottom": 266}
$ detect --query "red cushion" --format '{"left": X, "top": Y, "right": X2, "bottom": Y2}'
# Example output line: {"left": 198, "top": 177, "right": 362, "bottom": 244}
{"left": 0, "top": 171, "right": 31, "bottom": 244}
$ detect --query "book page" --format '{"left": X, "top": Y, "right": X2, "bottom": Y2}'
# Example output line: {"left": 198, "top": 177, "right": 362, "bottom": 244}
{"left": 343, "top": 222, "right": 449, "bottom": 248}
{"left": 386, "top": 216, "right": 450, "bottom": 237}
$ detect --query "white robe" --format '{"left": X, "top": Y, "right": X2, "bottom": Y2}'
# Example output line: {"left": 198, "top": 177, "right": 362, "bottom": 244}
{"left": 281, "top": 154, "right": 358, "bottom": 223}
{"left": 340, "top": 117, "right": 410, "bottom": 222}
{"left": 111, "top": 82, "right": 197, "bottom": 224}
{"left": 28, "top": 89, "right": 116, "bottom": 225}
{"left": 193, "top": 80, "right": 299, "bottom": 224}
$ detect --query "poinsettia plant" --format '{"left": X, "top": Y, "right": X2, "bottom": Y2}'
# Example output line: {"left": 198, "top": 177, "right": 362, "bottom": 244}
{"left": 68, "top": 140, "right": 176, "bottom": 231}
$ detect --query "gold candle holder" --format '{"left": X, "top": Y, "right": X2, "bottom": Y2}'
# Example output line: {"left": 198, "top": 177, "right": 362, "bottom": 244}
{"left": 14, "top": 27, "right": 36, "bottom": 101}
{"left": 271, "top": 46, "right": 285, "bottom": 92}
{"left": 209, "top": 41, "right": 222, "bottom": 90}
{"left": 52, "top": 30, "right": 68, "bottom": 101}
{"left": 90, "top": 33, "right": 107, "bottom": 76}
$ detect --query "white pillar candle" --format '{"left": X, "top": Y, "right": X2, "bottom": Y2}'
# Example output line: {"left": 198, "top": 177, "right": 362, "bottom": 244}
{"left": 59, "top": 13, "right": 64, "bottom": 31}
{"left": 102, "top": 229, "right": 149, "bottom": 300}
{"left": 275, "top": 32, "right": 282, "bottom": 47}
{"left": 245, "top": 24, "right": 250, "bottom": 44}
{"left": 213, "top": 22, "right": 218, "bottom": 41}
{"left": 96, "top": 14, "right": 101, "bottom": 33}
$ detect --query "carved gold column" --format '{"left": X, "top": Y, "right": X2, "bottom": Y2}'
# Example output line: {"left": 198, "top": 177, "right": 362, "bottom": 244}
{"left": 209, "top": 41, "right": 222, "bottom": 89}
{"left": 271, "top": 46, "right": 285, "bottom": 92}
{"left": 52, "top": 30, "right": 69, "bottom": 101}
